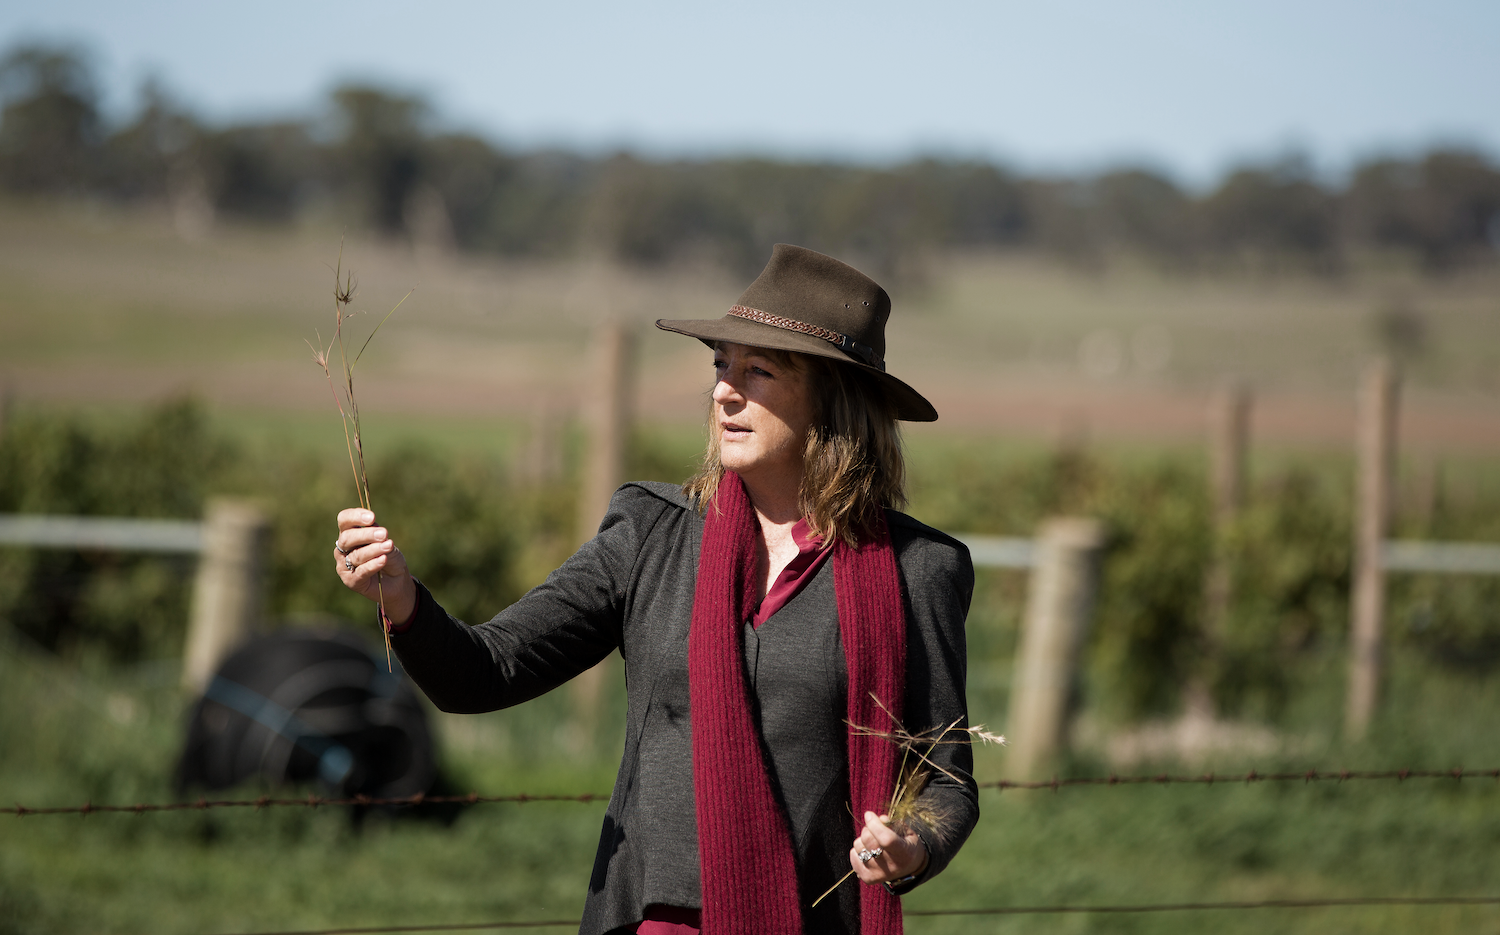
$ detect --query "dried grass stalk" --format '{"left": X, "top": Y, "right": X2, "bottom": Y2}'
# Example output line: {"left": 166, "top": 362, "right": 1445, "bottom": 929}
{"left": 307, "top": 241, "right": 413, "bottom": 669}
{"left": 811, "top": 695, "right": 1005, "bottom": 907}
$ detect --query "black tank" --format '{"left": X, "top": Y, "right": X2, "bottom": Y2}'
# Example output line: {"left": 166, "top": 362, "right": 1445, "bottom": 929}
{"left": 174, "top": 628, "right": 443, "bottom": 810}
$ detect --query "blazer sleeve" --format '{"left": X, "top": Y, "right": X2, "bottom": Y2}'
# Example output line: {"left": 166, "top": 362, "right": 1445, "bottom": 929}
{"left": 389, "top": 484, "right": 669, "bottom": 714}
{"left": 888, "top": 515, "right": 979, "bottom": 892}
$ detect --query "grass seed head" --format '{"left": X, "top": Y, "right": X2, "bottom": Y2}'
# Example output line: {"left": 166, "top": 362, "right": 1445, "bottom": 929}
{"left": 335, "top": 271, "right": 356, "bottom": 307}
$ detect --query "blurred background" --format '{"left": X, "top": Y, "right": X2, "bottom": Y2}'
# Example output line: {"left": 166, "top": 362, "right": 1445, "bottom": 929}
{"left": 1, "top": 2, "right": 1498, "bottom": 933}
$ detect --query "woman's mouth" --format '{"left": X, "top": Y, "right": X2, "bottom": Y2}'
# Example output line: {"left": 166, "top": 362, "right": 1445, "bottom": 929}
{"left": 722, "top": 421, "right": 750, "bottom": 438}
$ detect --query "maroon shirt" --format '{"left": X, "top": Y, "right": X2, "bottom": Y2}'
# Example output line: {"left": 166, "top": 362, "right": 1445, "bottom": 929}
{"left": 752, "top": 518, "right": 834, "bottom": 629}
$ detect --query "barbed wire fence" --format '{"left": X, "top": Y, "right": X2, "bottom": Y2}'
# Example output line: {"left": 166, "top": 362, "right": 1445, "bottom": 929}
{"left": 11, "top": 766, "right": 1500, "bottom": 816}
{"left": 11, "top": 634, "right": 1500, "bottom": 930}
{"left": 16, "top": 768, "right": 1500, "bottom": 931}
{"left": 199, "top": 895, "right": 1500, "bottom": 935}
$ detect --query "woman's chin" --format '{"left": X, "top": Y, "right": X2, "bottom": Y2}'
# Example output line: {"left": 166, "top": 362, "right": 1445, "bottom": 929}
{"left": 721, "top": 453, "right": 777, "bottom": 480}
{"left": 719, "top": 455, "right": 755, "bottom": 476}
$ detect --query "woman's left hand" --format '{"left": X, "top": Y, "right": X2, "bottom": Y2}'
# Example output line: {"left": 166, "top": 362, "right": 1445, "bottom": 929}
{"left": 849, "top": 810, "right": 928, "bottom": 885}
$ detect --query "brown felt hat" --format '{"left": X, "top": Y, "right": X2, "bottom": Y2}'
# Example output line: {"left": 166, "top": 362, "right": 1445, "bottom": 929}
{"left": 655, "top": 244, "right": 938, "bottom": 422}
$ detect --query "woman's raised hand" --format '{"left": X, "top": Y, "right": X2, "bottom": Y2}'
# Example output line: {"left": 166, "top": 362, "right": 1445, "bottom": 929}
{"left": 335, "top": 509, "right": 418, "bottom": 628}
{"left": 849, "top": 810, "right": 929, "bottom": 887}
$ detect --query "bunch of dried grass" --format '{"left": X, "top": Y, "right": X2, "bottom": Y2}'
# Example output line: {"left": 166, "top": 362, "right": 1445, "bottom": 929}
{"left": 812, "top": 695, "right": 1004, "bottom": 907}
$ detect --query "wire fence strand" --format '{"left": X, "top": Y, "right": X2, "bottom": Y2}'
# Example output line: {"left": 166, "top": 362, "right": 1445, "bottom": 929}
{"left": 977, "top": 766, "right": 1500, "bottom": 790}
{"left": 225, "top": 922, "right": 575, "bottom": 934}
{"left": 209, "top": 895, "right": 1500, "bottom": 935}
{"left": 13, "top": 767, "right": 1500, "bottom": 817}
{"left": 9, "top": 791, "right": 607, "bottom": 816}
{"left": 905, "top": 895, "right": 1500, "bottom": 916}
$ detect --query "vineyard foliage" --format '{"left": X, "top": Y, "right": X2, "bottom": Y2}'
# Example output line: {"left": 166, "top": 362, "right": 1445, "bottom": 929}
{"left": 1, "top": 399, "right": 1498, "bottom": 720}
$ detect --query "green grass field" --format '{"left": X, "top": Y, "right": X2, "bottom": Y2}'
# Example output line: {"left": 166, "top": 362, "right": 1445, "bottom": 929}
{"left": 5, "top": 610, "right": 1500, "bottom": 935}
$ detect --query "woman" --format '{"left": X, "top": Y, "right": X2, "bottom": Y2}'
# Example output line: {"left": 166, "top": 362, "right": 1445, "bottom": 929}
{"left": 335, "top": 244, "right": 977, "bottom": 935}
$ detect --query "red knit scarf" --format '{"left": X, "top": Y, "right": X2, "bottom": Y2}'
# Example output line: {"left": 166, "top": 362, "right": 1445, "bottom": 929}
{"left": 689, "top": 472, "right": 906, "bottom": 935}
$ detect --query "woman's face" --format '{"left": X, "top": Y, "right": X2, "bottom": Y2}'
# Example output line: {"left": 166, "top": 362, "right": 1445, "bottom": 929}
{"left": 711, "top": 343, "right": 815, "bottom": 489}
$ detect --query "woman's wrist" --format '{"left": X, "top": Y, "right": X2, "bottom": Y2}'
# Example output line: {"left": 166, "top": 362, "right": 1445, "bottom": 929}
{"left": 883, "top": 832, "right": 930, "bottom": 893}
{"left": 381, "top": 579, "right": 420, "bottom": 632}
{"left": 903, "top": 832, "right": 930, "bottom": 877}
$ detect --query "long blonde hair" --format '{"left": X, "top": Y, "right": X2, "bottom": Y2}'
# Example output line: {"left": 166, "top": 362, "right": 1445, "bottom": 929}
{"left": 682, "top": 346, "right": 907, "bottom": 546}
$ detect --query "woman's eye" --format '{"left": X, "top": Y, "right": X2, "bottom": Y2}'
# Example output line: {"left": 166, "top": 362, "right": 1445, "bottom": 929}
{"left": 752, "top": 367, "right": 772, "bottom": 377}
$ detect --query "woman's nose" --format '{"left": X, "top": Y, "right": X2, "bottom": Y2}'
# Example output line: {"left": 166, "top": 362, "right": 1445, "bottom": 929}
{"left": 712, "top": 366, "right": 745, "bottom": 403}
{"left": 712, "top": 377, "right": 740, "bottom": 404}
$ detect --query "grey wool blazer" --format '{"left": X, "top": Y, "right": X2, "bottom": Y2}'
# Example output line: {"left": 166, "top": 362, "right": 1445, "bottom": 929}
{"left": 390, "top": 482, "right": 979, "bottom": 935}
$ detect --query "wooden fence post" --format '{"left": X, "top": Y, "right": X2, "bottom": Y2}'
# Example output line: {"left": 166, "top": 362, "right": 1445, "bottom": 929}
{"left": 182, "top": 499, "right": 271, "bottom": 694}
{"left": 518, "top": 397, "right": 567, "bottom": 485}
{"left": 1191, "top": 383, "right": 1251, "bottom": 717}
{"left": 577, "top": 321, "right": 638, "bottom": 546}
{"left": 1006, "top": 517, "right": 1106, "bottom": 780}
{"left": 569, "top": 322, "right": 637, "bottom": 749}
{"left": 1346, "top": 359, "right": 1399, "bottom": 739}
{"left": 1209, "top": 382, "right": 1251, "bottom": 530}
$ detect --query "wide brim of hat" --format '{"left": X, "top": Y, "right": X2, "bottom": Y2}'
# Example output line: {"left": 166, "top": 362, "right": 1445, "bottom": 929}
{"left": 655, "top": 315, "right": 939, "bottom": 422}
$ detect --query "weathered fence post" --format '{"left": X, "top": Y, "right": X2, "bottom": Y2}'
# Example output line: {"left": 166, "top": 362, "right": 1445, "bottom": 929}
{"left": 518, "top": 397, "right": 567, "bottom": 485}
{"left": 570, "top": 321, "right": 637, "bottom": 748}
{"left": 0, "top": 381, "right": 11, "bottom": 442}
{"left": 1006, "top": 517, "right": 1106, "bottom": 780}
{"left": 1209, "top": 382, "right": 1251, "bottom": 531}
{"left": 577, "top": 321, "right": 638, "bottom": 546}
{"left": 1191, "top": 382, "right": 1252, "bottom": 716}
{"left": 182, "top": 499, "right": 271, "bottom": 694}
{"left": 1346, "top": 359, "right": 1399, "bottom": 739}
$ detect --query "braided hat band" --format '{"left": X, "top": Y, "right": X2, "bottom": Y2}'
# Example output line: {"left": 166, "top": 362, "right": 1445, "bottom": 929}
{"left": 726, "top": 305, "right": 885, "bottom": 372}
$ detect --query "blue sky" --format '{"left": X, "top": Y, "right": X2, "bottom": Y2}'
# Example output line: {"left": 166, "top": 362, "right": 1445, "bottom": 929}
{"left": 1, "top": 0, "right": 1495, "bottom": 185}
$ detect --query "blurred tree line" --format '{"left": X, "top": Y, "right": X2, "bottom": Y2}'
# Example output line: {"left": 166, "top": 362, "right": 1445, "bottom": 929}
{"left": 3, "top": 40, "right": 1499, "bottom": 278}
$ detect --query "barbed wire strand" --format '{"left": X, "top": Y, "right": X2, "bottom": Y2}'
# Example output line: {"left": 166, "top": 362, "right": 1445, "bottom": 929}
{"left": 227, "top": 922, "right": 574, "bottom": 934}
{"left": 212, "top": 896, "right": 1500, "bottom": 935}
{"left": 9, "top": 791, "right": 606, "bottom": 816}
{"left": 906, "top": 895, "right": 1500, "bottom": 916}
{"left": 979, "top": 766, "right": 1500, "bottom": 791}
{"left": 13, "top": 767, "right": 1500, "bottom": 817}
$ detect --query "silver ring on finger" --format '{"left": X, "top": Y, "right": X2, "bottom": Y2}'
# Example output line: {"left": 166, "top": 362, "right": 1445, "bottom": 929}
{"left": 335, "top": 539, "right": 350, "bottom": 555}
{"left": 858, "top": 848, "right": 879, "bottom": 863}
{"left": 344, "top": 558, "right": 355, "bottom": 572}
